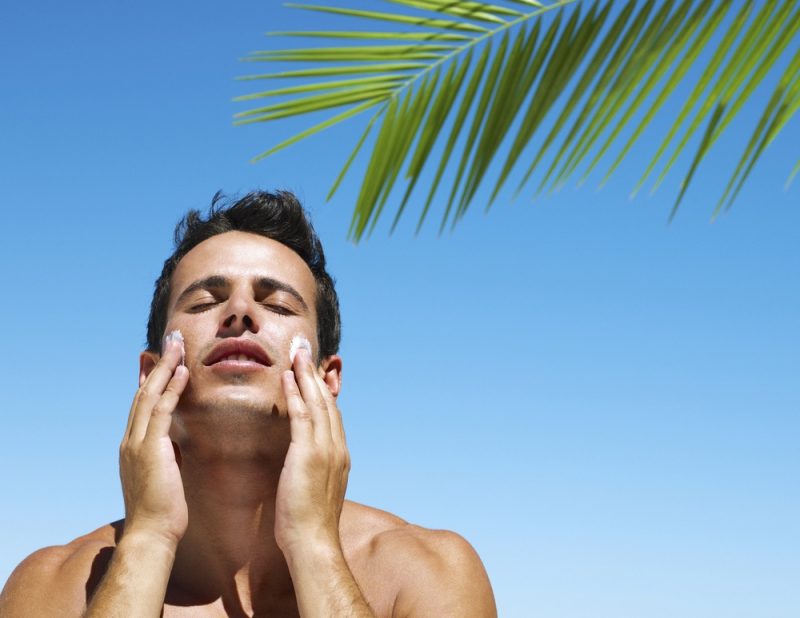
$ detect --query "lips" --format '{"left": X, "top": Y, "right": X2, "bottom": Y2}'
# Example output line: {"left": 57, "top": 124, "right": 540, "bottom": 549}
{"left": 203, "top": 338, "right": 271, "bottom": 367}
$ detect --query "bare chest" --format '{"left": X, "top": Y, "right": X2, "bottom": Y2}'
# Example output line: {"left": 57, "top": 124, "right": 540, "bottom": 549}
{"left": 157, "top": 556, "right": 395, "bottom": 617}
{"left": 162, "top": 597, "right": 300, "bottom": 618}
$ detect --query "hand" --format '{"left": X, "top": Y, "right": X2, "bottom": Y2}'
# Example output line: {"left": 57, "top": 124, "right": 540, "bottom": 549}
{"left": 275, "top": 348, "right": 350, "bottom": 554}
{"left": 119, "top": 338, "right": 189, "bottom": 546}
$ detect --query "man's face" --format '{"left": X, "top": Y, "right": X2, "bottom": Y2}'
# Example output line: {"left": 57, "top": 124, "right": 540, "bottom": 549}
{"left": 155, "top": 230, "right": 320, "bottom": 416}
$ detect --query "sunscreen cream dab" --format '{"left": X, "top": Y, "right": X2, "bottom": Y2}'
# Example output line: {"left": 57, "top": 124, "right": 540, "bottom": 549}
{"left": 289, "top": 335, "right": 312, "bottom": 364}
{"left": 164, "top": 329, "right": 186, "bottom": 366}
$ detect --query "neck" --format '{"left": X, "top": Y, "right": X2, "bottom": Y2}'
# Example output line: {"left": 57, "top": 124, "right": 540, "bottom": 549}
{"left": 168, "top": 414, "right": 295, "bottom": 612}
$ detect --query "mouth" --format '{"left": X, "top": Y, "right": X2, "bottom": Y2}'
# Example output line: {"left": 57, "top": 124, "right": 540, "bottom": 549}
{"left": 203, "top": 338, "right": 272, "bottom": 370}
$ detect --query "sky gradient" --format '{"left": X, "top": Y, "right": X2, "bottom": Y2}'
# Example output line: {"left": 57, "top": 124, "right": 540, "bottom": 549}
{"left": 2, "top": 2, "right": 798, "bottom": 616}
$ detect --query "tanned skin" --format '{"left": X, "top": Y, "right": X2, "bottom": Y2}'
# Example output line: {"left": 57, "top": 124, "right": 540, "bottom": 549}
{"left": 1, "top": 231, "right": 496, "bottom": 617}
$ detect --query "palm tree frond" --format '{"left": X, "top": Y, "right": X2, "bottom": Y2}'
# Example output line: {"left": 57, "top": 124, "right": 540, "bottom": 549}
{"left": 598, "top": 0, "right": 723, "bottom": 188}
{"left": 715, "top": 45, "right": 800, "bottom": 215}
{"left": 233, "top": 75, "right": 407, "bottom": 102}
{"left": 284, "top": 3, "right": 490, "bottom": 32}
{"left": 457, "top": 15, "right": 551, "bottom": 216}
{"left": 670, "top": 101, "right": 724, "bottom": 220}
{"left": 235, "top": 63, "right": 429, "bottom": 79}
{"left": 233, "top": 85, "right": 394, "bottom": 122}
{"left": 503, "top": 0, "right": 610, "bottom": 202}
{"left": 633, "top": 0, "right": 753, "bottom": 198}
{"left": 392, "top": 51, "right": 473, "bottom": 230}
{"left": 267, "top": 30, "right": 475, "bottom": 42}
{"left": 444, "top": 29, "right": 511, "bottom": 227}
{"left": 385, "top": 0, "right": 517, "bottom": 24}
{"left": 651, "top": 0, "right": 781, "bottom": 193}
{"left": 539, "top": 0, "right": 656, "bottom": 193}
{"left": 235, "top": 0, "right": 799, "bottom": 240}
{"left": 425, "top": 41, "right": 491, "bottom": 232}
{"left": 249, "top": 97, "right": 387, "bottom": 162}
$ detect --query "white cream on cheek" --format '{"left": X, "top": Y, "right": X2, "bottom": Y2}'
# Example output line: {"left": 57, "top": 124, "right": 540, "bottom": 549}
{"left": 164, "top": 329, "right": 186, "bottom": 366}
{"left": 289, "top": 335, "right": 312, "bottom": 364}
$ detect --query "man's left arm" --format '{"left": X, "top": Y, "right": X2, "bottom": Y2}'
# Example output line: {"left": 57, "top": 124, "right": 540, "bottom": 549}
{"left": 276, "top": 347, "right": 374, "bottom": 617}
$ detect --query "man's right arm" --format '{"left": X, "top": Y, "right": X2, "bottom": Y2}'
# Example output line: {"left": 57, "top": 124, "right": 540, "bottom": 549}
{"left": 2, "top": 337, "right": 189, "bottom": 617}
{"left": 0, "top": 532, "right": 178, "bottom": 618}
{"left": 82, "top": 531, "right": 178, "bottom": 617}
{"left": 85, "top": 337, "right": 189, "bottom": 617}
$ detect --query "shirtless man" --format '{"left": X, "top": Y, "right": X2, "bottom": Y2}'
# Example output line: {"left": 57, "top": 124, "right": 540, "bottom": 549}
{"left": 1, "top": 191, "right": 496, "bottom": 617}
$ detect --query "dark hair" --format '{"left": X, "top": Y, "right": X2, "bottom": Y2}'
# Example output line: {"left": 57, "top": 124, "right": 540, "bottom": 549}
{"left": 146, "top": 190, "right": 340, "bottom": 360}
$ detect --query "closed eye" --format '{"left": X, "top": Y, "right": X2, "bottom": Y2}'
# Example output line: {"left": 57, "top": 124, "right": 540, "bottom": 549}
{"left": 189, "top": 301, "right": 219, "bottom": 312}
{"left": 264, "top": 304, "right": 294, "bottom": 316}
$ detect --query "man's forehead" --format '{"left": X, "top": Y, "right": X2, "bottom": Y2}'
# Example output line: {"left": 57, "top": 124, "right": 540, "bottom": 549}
{"left": 170, "top": 231, "right": 315, "bottom": 300}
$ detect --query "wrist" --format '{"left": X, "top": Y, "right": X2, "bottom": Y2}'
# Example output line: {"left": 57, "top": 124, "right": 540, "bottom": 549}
{"left": 279, "top": 529, "right": 342, "bottom": 565}
{"left": 279, "top": 532, "right": 375, "bottom": 617}
{"left": 120, "top": 523, "right": 181, "bottom": 556}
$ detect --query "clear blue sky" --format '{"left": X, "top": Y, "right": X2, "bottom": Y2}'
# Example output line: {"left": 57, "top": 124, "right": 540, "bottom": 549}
{"left": 1, "top": 2, "right": 798, "bottom": 616}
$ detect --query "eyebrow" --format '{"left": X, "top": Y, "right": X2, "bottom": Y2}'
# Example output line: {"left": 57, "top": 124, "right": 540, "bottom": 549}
{"left": 174, "top": 275, "right": 309, "bottom": 312}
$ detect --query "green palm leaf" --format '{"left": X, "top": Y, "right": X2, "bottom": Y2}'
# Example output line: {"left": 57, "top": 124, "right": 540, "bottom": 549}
{"left": 235, "top": 0, "right": 800, "bottom": 240}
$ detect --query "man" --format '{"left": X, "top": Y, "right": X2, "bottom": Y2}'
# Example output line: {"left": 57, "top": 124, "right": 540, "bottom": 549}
{"left": 1, "top": 191, "right": 496, "bottom": 616}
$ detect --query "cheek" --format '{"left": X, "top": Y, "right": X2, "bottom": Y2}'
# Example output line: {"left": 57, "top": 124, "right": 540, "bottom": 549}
{"left": 260, "top": 321, "right": 296, "bottom": 363}
{"left": 262, "top": 320, "right": 317, "bottom": 366}
{"left": 164, "top": 319, "right": 203, "bottom": 367}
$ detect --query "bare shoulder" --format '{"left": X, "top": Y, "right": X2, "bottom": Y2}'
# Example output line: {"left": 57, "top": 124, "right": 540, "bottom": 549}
{"left": 342, "top": 502, "right": 497, "bottom": 618}
{"left": 0, "top": 522, "right": 120, "bottom": 617}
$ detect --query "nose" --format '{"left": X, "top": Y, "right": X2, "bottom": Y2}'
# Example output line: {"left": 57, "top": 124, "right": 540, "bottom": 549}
{"left": 219, "top": 290, "right": 260, "bottom": 337}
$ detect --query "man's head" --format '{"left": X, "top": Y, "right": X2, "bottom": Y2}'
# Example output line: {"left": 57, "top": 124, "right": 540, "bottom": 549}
{"left": 139, "top": 190, "right": 342, "bottom": 463}
{"left": 146, "top": 190, "right": 340, "bottom": 362}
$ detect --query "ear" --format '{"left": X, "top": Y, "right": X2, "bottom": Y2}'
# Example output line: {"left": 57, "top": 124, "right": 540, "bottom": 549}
{"left": 139, "top": 350, "right": 160, "bottom": 387}
{"left": 318, "top": 354, "right": 342, "bottom": 398}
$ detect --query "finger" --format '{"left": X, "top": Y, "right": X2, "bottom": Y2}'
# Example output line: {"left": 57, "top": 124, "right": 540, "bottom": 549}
{"left": 292, "top": 348, "right": 332, "bottom": 443}
{"left": 282, "top": 369, "right": 314, "bottom": 444}
{"left": 126, "top": 340, "right": 184, "bottom": 442}
{"left": 312, "top": 371, "right": 346, "bottom": 450}
{"left": 124, "top": 388, "right": 144, "bottom": 441}
{"left": 143, "top": 339, "right": 184, "bottom": 393}
{"left": 143, "top": 365, "right": 189, "bottom": 442}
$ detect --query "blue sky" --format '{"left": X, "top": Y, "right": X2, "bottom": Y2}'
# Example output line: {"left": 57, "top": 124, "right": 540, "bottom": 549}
{"left": 1, "top": 2, "right": 798, "bottom": 616}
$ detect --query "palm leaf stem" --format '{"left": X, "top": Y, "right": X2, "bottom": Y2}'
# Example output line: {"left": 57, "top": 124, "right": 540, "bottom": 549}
{"left": 266, "top": 31, "right": 475, "bottom": 41}
{"left": 383, "top": 0, "right": 577, "bottom": 109}
{"left": 283, "top": 3, "right": 490, "bottom": 33}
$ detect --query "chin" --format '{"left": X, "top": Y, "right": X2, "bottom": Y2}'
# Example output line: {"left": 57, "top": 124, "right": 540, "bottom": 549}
{"left": 182, "top": 392, "right": 280, "bottom": 416}
{"left": 172, "top": 393, "right": 290, "bottom": 463}
{"left": 180, "top": 375, "right": 282, "bottom": 411}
